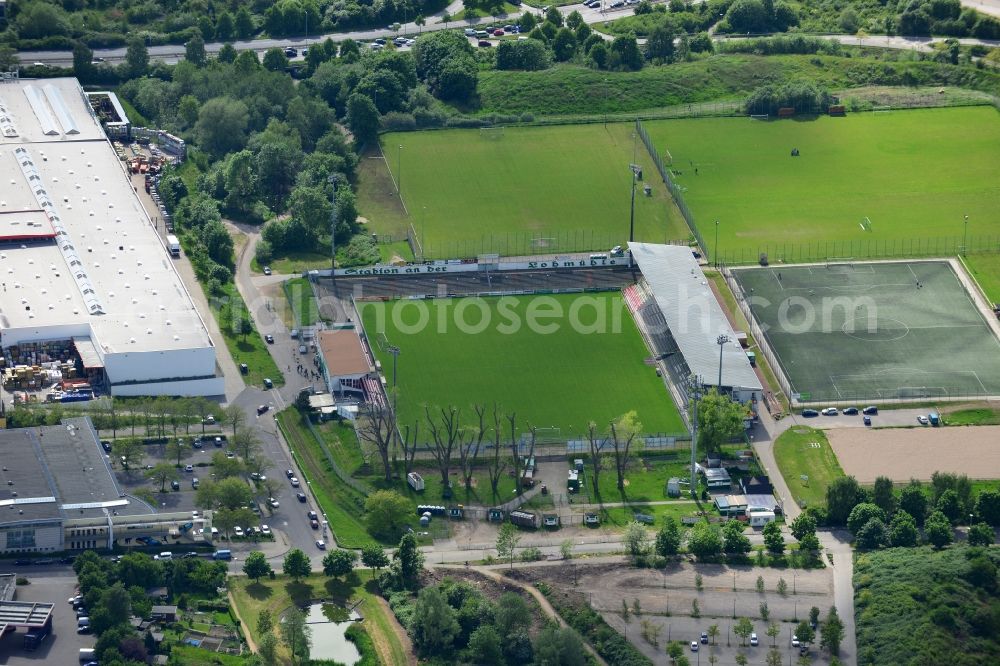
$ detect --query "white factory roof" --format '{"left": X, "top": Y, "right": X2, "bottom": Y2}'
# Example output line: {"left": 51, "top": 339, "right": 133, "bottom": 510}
{"left": 0, "top": 78, "right": 212, "bottom": 354}
{"left": 630, "top": 242, "right": 762, "bottom": 391}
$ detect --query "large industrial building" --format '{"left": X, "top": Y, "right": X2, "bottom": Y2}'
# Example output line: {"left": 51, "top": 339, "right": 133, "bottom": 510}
{"left": 0, "top": 76, "right": 223, "bottom": 396}
{"left": 0, "top": 417, "right": 209, "bottom": 555}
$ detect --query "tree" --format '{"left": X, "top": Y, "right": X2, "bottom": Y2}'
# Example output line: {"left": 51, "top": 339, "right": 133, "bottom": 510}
{"left": 263, "top": 47, "right": 290, "bottom": 72}
{"left": 872, "top": 476, "right": 896, "bottom": 516}
{"left": 283, "top": 549, "right": 312, "bottom": 580}
{"left": 735, "top": 654, "right": 748, "bottom": 666}
{"left": 826, "top": 476, "right": 864, "bottom": 526}
{"left": 487, "top": 405, "right": 510, "bottom": 500}
{"left": 968, "top": 522, "right": 995, "bottom": 547}
{"left": 496, "top": 523, "right": 521, "bottom": 569}
{"left": 223, "top": 404, "right": 246, "bottom": 439}
{"left": 346, "top": 94, "right": 380, "bottom": 144}
{"left": 855, "top": 517, "right": 889, "bottom": 549}
{"left": 73, "top": 41, "right": 95, "bottom": 80}
{"left": 146, "top": 462, "right": 179, "bottom": 492}
{"left": 552, "top": 28, "right": 578, "bottom": 62}
{"left": 411, "top": 586, "right": 459, "bottom": 657}
{"left": 457, "top": 405, "right": 488, "bottom": 491}
{"left": 361, "top": 543, "right": 390, "bottom": 572}
{"left": 888, "top": 510, "right": 919, "bottom": 547}
{"left": 647, "top": 22, "right": 677, "bottom": 61}
{"left": 763, "top": 521, "right": 785, "bottom": 555}
{"left": 688, "top": 522, "right": 723, "bottom": 559}
{"left": 899, "top": 480, "right": 929, "bottom": 526}
{"left": 113, "top": 439, "right": 143, "bottom": 471}
{"left": 165, "top": 438, "right": 190, "bottom": 467}
{"left": 258, "top": 609, "right": 274, "bottom": 636}
{"left": 708, "top": 623, "right": 719, "bottom": 645}
{"left": 766, "top": 649, "right": 782, "bottom": 666}
{"left": 123, "top": 37, "right": 150, "bottom": 78}
{"left": 395, "top": 532, "right": 423, "bottom": 587}
{"left": 795, "top": 620, "right": 814, "bottom": 646}
{"left": 624, "top": 521, "right": 649, "bottom": 559}
{"left": 790, "top": 514, "right": 817, "bottom": 541}
{"left": 365, "top": 490, "right": 412, "bottom": 539}
{"left": 533, "top": 624, "right": 588, "bottom": 665}
{"left": 820, "top": 606, "right": 844, "bottom": 656}
{"left": 235, "top": 7, "right": 255, "bottom": 39}
{"left": 936, "top": 489, "right": 962, "bottom": 524}
{"left": 468, "top": 625, "right": 503, "bottom": 665}
{"left": 609, "top": 411, "right": 642, "bottom": 491}
{"left": 281, "top": 607, "right": 312, "bottom": 664}
{"left": 733, "top": 617, "right": 754, "bottom": 646}
{"left": 767, "top": 621, "right": 780, "bottom": 646}
{"left": 586, "top": 421, "right": 610, "bottom": 495}
{"left": 195, "top": 97, "right": 250, "bottom": 159}
{"left": 322, "top": 549, "right": 357, "bottom": 579}
{"left": 243, "top": 551, "right": 272, "bottom": 582}
{"left": 967, "top": 555, "right": 998, "bottom": 592}
{"left": 723, "top": 520, "right": 752, "bottom": 556}
{"left": 656, "top": 516, "right": 682, "bottom": 556}
{"left": 924, "top": 510, "right": 953, "bottom": 548}
{"left": 976, "top": 488, "right": 1000, "bottom": 526}
{"left": 697, "top": 389, "right": 746, "bottom": 455}
{"left": 186, "top": 35, "right": 207, "bottom": 67}
{"left": 258, "top": 633, "right": 279, "bottom": 666}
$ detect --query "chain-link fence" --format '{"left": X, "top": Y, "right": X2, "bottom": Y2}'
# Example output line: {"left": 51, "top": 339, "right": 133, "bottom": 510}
{"left": 408, "top": 229, "right": 687, "bottom": 262}
{"left": 635, "top": 118, "right": 708, "bottom": 259}
{"left": 717, "top": 235, "right": 1000, "bottom": 266}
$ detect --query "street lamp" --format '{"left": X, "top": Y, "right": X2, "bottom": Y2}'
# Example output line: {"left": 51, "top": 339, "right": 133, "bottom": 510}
{"left": 328, "top": 174, "right": 338, "bottom": 281}
{"left": 388, "top": 345, "right": 400, "bottom": 413}
{"left": 629, "top": 163, "right": 641, "bottom": 268}
{"left": 716, "top": 334, "right": 730, "bottom": 389}
{"left": 714, "top": 219, "right": 720, "bottom": 267}
{"left": 963, "top": 214, "right": 969, "bottom": 256}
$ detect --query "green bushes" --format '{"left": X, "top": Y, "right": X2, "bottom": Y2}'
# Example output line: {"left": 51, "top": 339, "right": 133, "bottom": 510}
{"left": 744, "top": 80, "right": 834, "bottom": 114}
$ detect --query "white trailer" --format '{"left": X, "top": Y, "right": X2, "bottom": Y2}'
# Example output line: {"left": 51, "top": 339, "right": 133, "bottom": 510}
{"left": 407, "top": 472, "right": 425, "bottom": 492}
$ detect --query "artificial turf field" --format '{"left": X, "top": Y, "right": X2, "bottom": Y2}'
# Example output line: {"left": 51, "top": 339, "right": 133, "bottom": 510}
{"left": 733, "top": 260, "right": 1000, "bottom": 402}
{"left": 358, "top": 292, "right": 685, "bottom": 436}
{"left": 367, "top": 124, "right": 690, "bottom": 258}
{"left": 642, "top": 106, "right": 1000, "bottom": 261}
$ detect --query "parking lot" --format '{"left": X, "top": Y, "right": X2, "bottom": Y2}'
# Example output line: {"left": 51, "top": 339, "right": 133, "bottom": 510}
{"left": 113, "top": 436, "right": 225, "bottom": 516}
{"left": 0, "top": 566, "right": 91, "bottom": 665}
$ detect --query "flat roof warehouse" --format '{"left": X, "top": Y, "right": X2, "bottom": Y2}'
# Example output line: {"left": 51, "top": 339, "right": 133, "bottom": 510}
{"left": 0, "top": 77, "right": 223, "bottom": 396}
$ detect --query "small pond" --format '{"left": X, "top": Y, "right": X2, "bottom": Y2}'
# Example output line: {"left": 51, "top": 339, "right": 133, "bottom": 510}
{"left": 302, "top": 602, "right": 362, "bottom": 665}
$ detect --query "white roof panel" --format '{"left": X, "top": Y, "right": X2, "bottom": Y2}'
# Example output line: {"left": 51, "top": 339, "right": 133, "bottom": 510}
{"left": 630, "top": 242, "right": 762, "bottom": 391}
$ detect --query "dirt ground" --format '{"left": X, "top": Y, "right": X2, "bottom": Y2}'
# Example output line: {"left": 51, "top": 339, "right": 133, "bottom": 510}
{"left": 827, "top": 425, "right": 1000, "bottom": 482}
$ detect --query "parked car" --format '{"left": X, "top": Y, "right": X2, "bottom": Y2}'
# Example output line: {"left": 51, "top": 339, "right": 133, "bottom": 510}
{"left": 263, "top": 266, "right": 272, "bottom": 275}
{"left": 171, "top": 480, "right": 180, "bottom": 491}
{"left": 307, "top": 510, "right": 318, "bottom": 520}
{"left": 315, "top": 539, "right": 327, "bottom": 550}
{"left": 265, "top": 334, "right": 274, "bottom": 344}
{"left": 257, "top": 404, "right": 269, "bottom": 415}
{"left": 291, "top": 477, "right": 300, "bottom": 487}
{"left": 184, "top": 464, "right": 194, "bottom": 472}
{"left": 268, "top": 497, "right": 280, "bottom": 508}
{"left": 801, "top": 409, "right": 819, "bottom": 417}
{"left": 750, "top": 632, "right": 759, "bottom": 646}
{"left": 233, "top": 526, "right": 244, "bottom": 537}
{"left": 863, "top": 415, "right": 872, "bottom": 426}
{"left": 286, "top": 469, "right": 295, "bottom": 478}
{"left": 465, "top": 28, "right": 477, "bottom": 36}
{"left": 862, "top": 405, "right": 879, "bottom": 415}
{"left": 842, "top": 407, "right": 859, "bottom": 415}
{"left": 263, "top": 378, "right": 273, "bottom": 389}
{"left": 261, "top": 525, "right": 271, "bottom": 536}
{"left": 478, "top": 40, "right": 492, "bottom": 47}
{"left": 101, "top": 440, "right": 112, "bottom": 452}
{"left": 310, "top": 519, "right": 320, "bottom": 529}
{"left": 917, "top": 415, "right": 929, "bottom": 425}
{"left": 493, "top": 28, "right": 504, "bottom": 36}
{"left": 690, "top": 641, "right": 699, "bottom": 652}
{"left": 284, "top": 47, "right": 297, "bottom": 57}
{"left": 821, "top": 407, "right": 838, "bottom": 416}
{"left": 792, "top": 634, "right": 800, "bottom": 648}
{"left": 700, "top": 632, "right": 708, "bottom": 644}
{"left": 296, "top": 492, "right": 308, "bottom": 503}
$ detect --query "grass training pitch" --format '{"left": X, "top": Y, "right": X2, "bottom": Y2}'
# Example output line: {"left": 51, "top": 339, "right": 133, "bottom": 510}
{"left": 644, "top": 106, "right": 1000, "bottom": 260}
{"left": 365, "top": 124, "right": 689, "bottom": 258}
{"left": 359, "top": 292, "right": 684, "bottom": 437}
{"left": 732, "top": 260, "right": 1000, "bottom": 402}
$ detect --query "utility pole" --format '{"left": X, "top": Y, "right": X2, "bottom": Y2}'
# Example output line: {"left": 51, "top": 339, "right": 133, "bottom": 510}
{"left": 397, "top": 144, "right": 403, "bottom": 197}
{"left": 328, "top": 175, "right": 338, "bottom": 283}
{"left": 963, "top": 214, "right": 969, "bottom": 256}
{"left": 629, "top": 163, "right": 640, "bottom": 269}
{"left": 388, "top": 345, "right": 400, "bottom": 414}
{"left": 714, "top": 219, "right": 720, "bottom": 267}
{"left": 687, "top": 375, "right": 703, "bottom": 498}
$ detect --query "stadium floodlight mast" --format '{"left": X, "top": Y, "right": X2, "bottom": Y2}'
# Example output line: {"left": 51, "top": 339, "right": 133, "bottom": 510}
{"left": 714, "top": 220, "right": 720, "bottom": 268}
{"left": 328, "top": 174, "right": 338, "bottom": 281}
{"left": 716, "top": 333, "right": 730, "bottom": 389}
{"left": 629, "top": 164, "right": 641, "bottom": 268}
{"left": 397, "top": 144, "right": 403, "bottom": 197}
{"left": 387, "top": 344, "right": 400, "bottom": 413}
{"left": 685, "top": 374, "right": 704, "bottom": 499}
{"left": 963, "top": 214, "right": 969, "bottom": 256}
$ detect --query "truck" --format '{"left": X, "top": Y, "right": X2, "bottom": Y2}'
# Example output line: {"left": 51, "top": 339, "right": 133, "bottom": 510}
{"left": 166, "top": 234, "right": 181, "bottom": 257}
{"left": 928, "top": 411, "right": 940, "bottom": 426}
{"left": 509, "top": 510, "right": 539, "bottom": 529}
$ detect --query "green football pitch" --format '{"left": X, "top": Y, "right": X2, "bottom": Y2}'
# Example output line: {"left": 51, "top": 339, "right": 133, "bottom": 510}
{"left": 364, "top": 124, "right": 690, "bottom": 258}
{"left": 732, "top": 260, "right": 1000, "bottom": 403}
{"left": 358, "top": 292, "right": 685, "bottom": 437}
{"left": 643, "top": 106, "right": 1000, "bottom": 261}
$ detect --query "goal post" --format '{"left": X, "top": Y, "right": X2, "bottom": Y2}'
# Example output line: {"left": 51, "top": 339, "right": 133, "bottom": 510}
{"left": 749, "top": 114, "right": 769, "bottom": 121}
{"left": 859, "top": 216, "right": 873, "bottom": 232}
{"left": 480, "top": 126, "right": 505, "bottom": 139}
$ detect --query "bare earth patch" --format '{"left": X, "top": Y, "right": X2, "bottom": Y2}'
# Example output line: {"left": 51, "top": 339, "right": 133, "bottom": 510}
{"left": 827, "top": 425, "right": 1000, "bottom": 482}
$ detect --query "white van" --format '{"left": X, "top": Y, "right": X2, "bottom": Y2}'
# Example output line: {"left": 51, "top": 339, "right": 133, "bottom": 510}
{"left": 155, "top": 551, "right": 173, "bottom": 561}
{"left": 79, "top": 648, "right": 96, "bottom": 662}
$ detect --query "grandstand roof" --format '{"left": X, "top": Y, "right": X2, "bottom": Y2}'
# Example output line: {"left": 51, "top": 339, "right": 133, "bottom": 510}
{"left": 318, "top": 328, "right": 371, "bottom": 377}
{"left": 629, "top": 243, "right": 762, "bottom": 392}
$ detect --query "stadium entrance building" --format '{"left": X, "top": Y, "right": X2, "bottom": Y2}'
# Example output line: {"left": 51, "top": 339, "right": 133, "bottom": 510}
{"left": 627, "top": 243, "right": 762, "bottom": 404}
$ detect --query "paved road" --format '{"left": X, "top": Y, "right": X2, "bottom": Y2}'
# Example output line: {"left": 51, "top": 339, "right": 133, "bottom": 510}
{"left": 17, "top": 0, "right": 1000, "bottom": 67}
